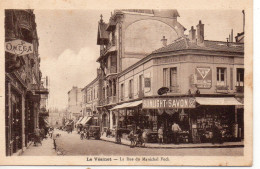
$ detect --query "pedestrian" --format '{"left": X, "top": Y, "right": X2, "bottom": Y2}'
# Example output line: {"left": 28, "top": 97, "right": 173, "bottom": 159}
{"left": 49, "top": 127, "right": 53, "bottom": 138}
{"left": 212, "top": 122, "right": 223, "bottom": 144}
{"left": 171, "top": 122, "right": 181, "bottom": 144}
{"left": 158, "top": 126, "right": 164, "bottom": 144}
{"left": 142, "top": 129, "right": 148, "bottom": 143}
{"left": 34, "top": 127, "right": 42, "bottom": 146}
{"left": 40, "top": 128, "right": 45, "bottom": 140}
{"left": 128, "top": 129, "right": 135, "bottom": 148}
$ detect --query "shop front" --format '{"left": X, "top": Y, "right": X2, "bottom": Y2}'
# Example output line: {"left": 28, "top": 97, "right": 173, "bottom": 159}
{"left": 142, "top": 96, "right": 243, "bottom": 144}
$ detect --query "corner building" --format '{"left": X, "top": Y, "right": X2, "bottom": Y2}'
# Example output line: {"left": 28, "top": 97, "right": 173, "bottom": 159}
{"left": 96, "top": 10, "right": 244, "bottom": 144}
{"left": 96, "top": 9, "right": 185, "bottom": 133}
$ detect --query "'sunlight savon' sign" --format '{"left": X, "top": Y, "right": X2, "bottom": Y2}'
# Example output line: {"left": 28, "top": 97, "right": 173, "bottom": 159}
{"left": 5, "top": 39, "right": 33, "bottom": 56}
{"left": 142, "top": 97, "right": 196, "bottom": 109}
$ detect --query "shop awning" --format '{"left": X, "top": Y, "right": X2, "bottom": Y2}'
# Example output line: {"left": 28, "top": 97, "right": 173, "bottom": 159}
{"left": 75, "top": 117, "right": 83, "bottom": 125}
{"left": 125, "top": 100, "right": 142, "bottom": 108}
{"left": 110, "top": 102, "right": 132, "bottom": 110}
{"left": 80, "top": 116, "right": 92, "bottom": 125}
{"left": 195, "top": 97, "right": 243, "bottom": 106}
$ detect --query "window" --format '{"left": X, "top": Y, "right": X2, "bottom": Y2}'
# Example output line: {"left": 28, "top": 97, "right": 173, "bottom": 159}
{"left": 236, "top": 68, "right": 244, "bottom": 86}
{"left": 129, "top": 79, "right": 133, "bottom": 98}
{"left": 163, "top": 67, "right": 177, "bottom": 92}
{"left": 139, "top": 74, "right": 143, "bottom": 92}
{"left": 120, "top": 83, "right": 124, "bottom": 101}
{"left": 217, "top": 68, "right": 226, "bottom": 86}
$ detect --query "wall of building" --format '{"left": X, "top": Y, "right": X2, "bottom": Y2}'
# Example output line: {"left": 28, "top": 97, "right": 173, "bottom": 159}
{"left": 120, "top": 13, "right": 183, "bottom": 71}
{"left": 118, "top": 53, "right": 244, "bottom": 102}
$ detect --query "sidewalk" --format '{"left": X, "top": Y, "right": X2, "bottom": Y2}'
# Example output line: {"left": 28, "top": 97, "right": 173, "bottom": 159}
{"left": 21, "top": 137, "right": 57, "bottom": 156}
{"left": 100, "top": 135, "right": 244, "bottom": 149}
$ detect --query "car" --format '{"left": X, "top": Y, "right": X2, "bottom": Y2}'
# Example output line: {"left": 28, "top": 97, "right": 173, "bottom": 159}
{"left": 88, "top": 126, "right": 101, "bottom": 140}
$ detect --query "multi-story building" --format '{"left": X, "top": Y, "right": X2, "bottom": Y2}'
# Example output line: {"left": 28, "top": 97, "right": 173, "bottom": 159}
{"left": 96, "top": 9, "right": 186, "bottom": 132}
{"left": 67, "top": 86, "right": 82, "bottom": 121}
{"left": 111, "top": 20, "right": 244, "bottom": 143}
{"left": 5, "top": 10, "right": 48, "bottom": 156}
{"left": 79, "top": 69, "right": 102, "bottom": 126}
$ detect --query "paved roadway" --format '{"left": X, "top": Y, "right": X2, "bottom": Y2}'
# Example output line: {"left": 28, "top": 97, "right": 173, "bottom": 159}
{"left": 54, "top": 130, "right": 243, "bottom": 156}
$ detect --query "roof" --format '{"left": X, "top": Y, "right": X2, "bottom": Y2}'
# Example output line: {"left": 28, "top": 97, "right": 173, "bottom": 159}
{"left": 152, "top": 37, "right": 244, "bottom": 54}
{"left": 119, "top": 37, "right": 244, "bottom": 77}
{"left": 97, "top": 21, "right": 109, "bottom": 45}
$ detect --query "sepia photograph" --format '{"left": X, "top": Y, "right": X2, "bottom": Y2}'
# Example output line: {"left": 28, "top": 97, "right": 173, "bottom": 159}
{"left": 0, "top": 0, "right": 253, "bottom": 166}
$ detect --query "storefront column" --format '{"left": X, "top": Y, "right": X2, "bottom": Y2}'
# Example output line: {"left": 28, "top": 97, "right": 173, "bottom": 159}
{"left": 21, "top": 95, "right": 25, "bottom": 149}
{"left": 109, "top": 110, "right": 113, "bottom": 129}
{"left": 7, "top": 82, "right": 12, "bottom": 156}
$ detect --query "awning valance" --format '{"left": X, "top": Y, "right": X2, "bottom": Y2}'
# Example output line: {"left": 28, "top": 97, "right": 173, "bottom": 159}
{"left": 195, "top": 97, "right": 243, "bottom": 106}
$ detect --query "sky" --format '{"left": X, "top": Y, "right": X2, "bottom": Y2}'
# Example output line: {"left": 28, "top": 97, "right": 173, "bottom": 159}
{"left": 34, "top": 9, "right": 244, "bottom": 109}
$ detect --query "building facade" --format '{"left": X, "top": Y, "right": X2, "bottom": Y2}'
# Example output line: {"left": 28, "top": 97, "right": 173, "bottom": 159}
{"left": 5, "top": 10, "right": 48, "bottom": 156}
{"left": 67, "top": 86, "right": 83, "bottom": 121}
{"left": 96, "top": 9, "right": 186, "bottom": 132}
{"left": 110, "top": 20, "right": 244, "bottom": 143}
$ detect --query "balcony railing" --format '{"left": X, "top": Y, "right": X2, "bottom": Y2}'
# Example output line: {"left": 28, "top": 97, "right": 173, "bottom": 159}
{"left": 106, "top": 96, "right": 117, "bottom": 105}
{"left": 169, "top": 85, "right": 179, "bottom": 93}
{"left": 235, "top": 86, "right": 244, "bottom": 93}
{"left": 215, "top": 85, "right": 229, "bottom": 93}
{"left": 107, "top": 65, "right": 117, "bottom": 75}
{"left": 138, "top": 90, "right": 144, "bottom": 98}
{"left": 128, "top": 93, "right": 133, "bottom": 99}
{"left": 100, "top": 39, "right": 116, "bottom": 56}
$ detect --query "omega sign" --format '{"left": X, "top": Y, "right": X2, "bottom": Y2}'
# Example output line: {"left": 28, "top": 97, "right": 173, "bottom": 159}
{"left": 142, "top": 97, "right": 196, "bottom": 109}
{"left": 5, "top": 39, "right": 33, "bottom": 56}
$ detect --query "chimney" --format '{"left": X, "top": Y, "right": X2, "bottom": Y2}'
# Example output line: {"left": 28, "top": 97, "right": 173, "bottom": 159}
{"left": 188, "top": 26, "right": 196, "bottom": 42}
{"left": 196, "top": 20, "right": 204, "bottom": 44}
{"left": 161, "top": 36, "right": 167, "bottom": 47}
{"left": 231, "top": 29, "right": 233, "bottom": 42}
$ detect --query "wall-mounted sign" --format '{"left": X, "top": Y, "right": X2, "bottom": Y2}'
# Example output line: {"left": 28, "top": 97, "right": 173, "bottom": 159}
{"left": 142, "top": 97, "right": 196, "bottom": 109}
{"left": 5, "top": 39, "right": 33, "bottom": 56}
{"left": 144, "top": 78, "right": 151, "bottom": 88}
{"left": 195, "top": 67, "right": 212, "bottom": 89}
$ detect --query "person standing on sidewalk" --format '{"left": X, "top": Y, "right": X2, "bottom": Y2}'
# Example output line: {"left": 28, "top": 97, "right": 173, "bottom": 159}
{"left": 172, "top": 122, "right": 181, "bottom": 144}
{"left": 158, "top": 126, "right": 164, "bottom": 144}
{"left": 34, "top": 127, "right": 42, "bottom": 146}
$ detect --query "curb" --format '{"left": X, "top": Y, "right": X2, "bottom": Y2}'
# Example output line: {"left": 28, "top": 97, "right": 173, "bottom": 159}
{"left": 100, "top": 138, "right": 244, "bottom": 149}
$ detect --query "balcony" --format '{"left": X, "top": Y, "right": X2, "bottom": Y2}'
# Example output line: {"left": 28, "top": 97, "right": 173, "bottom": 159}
{"left": 106, "top": 96, "right": 117, "bottom": 105}
{"left": 106, "top": 65, "right": 117, "bottom": 76}
{"left": 128, "top": 93, "right": 133, "bottom": 99}
{"left": 169, "top": 85, "right": 179, "bottom": 93}
{"left": 100, "top": 39, "right": 116, "bottom": 56}
{"left": 215, "top": 85, "right": 229, "bottom": 93}
{"left": 235, "top": 86, "right": 244, "bottom": 93}
{"left": 138, "top": 90, "right": 144, "bottom": 98}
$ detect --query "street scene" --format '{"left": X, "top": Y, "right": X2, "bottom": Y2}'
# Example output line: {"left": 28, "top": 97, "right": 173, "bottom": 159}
{"left": 4, "top": 9, "right": 245, "bottom": 157}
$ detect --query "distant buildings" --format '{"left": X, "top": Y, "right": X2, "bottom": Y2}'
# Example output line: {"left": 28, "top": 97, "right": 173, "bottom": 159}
{"left": 67, "top": 86, "right": 82, "bottom": 121}
{"left": 5, "top": 10, "right": 49, "bottom": 156}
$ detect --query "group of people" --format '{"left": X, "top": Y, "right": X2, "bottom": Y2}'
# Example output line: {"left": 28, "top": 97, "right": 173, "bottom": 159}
{"left": 158, "top": 122, "right": 182, "bottom": 144}
{"left": 33, "top": 126, "right": 54, "bottom": 146}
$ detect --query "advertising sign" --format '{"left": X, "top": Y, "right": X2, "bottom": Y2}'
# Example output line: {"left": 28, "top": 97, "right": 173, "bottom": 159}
{"left": 142, "top": 97, "right": 196, "bottom": 109}
{"left": 195, "top": 67, "right": 212, "bottom": 88}
{"left": 5, "top": 39, "right": 33, "bottom": 56}
{"left": 144, "top": 78, "right": 151, "bottom": 88}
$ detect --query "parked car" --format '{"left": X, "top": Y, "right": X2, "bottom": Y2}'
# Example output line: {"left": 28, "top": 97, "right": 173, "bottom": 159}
{"left": 88, "top": 126, "right": 101, "bottom": 140}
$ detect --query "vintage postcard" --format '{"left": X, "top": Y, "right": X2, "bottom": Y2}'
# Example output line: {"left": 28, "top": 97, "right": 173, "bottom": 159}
{"left": 0, "top": 0, "right": 253, "bottom": 166}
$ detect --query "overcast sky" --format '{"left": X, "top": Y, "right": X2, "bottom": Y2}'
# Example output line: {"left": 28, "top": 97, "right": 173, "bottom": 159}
{"left": 34, "top": 9, "right": 244, "bottom": 109}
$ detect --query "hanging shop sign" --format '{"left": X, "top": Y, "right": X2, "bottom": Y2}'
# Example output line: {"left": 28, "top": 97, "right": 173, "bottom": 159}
{"left": 5, "top": 39, "right": 33, "bottom": 56}
{"left": 142, "top": 97, "right": 196, "bottom": 109}
{"left": 195, "top": 67, "right": 212, "bottom": 89}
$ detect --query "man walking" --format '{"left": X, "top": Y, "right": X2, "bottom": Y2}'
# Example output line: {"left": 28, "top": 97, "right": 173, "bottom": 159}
{"left": 171, "top": 122, "right": 181, "bottom": 144}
